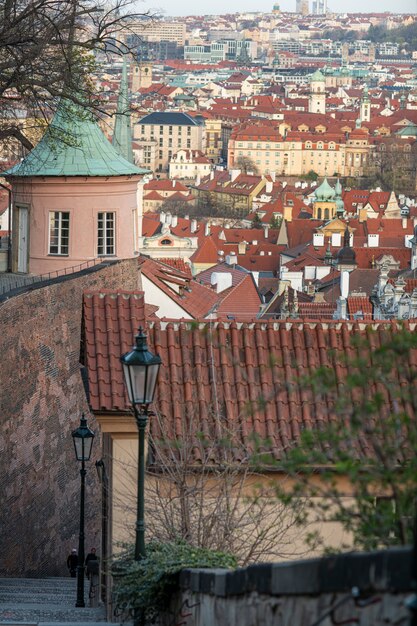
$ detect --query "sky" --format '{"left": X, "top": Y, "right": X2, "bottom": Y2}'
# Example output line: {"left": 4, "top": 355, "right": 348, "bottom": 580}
{"left": 142, "top": 0, "right": 416, "bottom": 16}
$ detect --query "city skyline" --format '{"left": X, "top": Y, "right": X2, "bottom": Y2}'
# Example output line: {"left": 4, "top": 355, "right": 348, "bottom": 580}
{"left": 147, "top": 0, "right": 415, "bottom": 16}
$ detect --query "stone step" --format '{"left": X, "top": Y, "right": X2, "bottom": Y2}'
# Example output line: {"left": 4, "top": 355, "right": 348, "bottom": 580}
{"left": 0, "top": 578, "right": 109, "bottom": 624}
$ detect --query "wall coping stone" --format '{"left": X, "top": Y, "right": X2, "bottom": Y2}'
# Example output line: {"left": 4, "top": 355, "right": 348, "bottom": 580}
{"left": 0, "top": 260, "right": 120, "bottom": 303}
{"left": 180, "top": 547, "right": 413, "bottom": 598}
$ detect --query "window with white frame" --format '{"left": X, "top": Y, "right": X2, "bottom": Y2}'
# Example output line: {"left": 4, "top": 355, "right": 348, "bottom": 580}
{"left": 97, "top": 212, "right": 115, "bottom": 255}
{"left": 49, "top": 211, "right": 69, "bottom": 255}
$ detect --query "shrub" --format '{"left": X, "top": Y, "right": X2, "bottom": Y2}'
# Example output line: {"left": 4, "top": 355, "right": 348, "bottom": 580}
{"left": 112, "top": 540, "right": 237, "bottom": 622}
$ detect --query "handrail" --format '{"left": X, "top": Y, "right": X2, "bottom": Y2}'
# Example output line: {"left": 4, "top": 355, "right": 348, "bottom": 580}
{"left": 0, "top": 257, "right": 107, "bottom": 296}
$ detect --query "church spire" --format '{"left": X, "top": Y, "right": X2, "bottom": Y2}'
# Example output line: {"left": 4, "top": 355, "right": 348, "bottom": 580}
{"left": 112, "top": 56, "right": 134, "bottom": 164}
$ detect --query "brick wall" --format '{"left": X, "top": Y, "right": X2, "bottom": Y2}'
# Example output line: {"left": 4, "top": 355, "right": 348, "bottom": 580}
{"left": 0, "top": 259, "right": 138, "bottom": 576}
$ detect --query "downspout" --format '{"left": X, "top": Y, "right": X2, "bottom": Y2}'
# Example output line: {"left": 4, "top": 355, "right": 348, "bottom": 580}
{"left": 0, "top": 182, "right": 12, "bottom": 272}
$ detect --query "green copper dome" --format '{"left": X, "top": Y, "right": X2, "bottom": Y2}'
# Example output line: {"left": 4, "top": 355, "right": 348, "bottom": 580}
{"left": 310, "top": 69, "right": 325, "bottom": 83}
{"left": 3, "top": 99, "right": 149, "bottom": 178}
{"left": 315, "top": 178, "right": 336, "bottom": 202}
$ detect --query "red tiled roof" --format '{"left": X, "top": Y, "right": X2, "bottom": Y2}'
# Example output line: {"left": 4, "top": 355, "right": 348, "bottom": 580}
{"left": 144, "top": 179, "right": 189, "bottom": 192}
{"left": 196, "top": 263, "right": 248, "bottom": 287}
{"left": 158, "top": 258, "right": 192, "bottom": 276}
{"left": 354, "top": 247, "right": 411, "bottom": 270}
{"left": 347, "top": 296, "right": 373, "bottom": 320}
{"left": 83, "top": 290, "right": 147, "bottom": 412}
{"left": 190, "top": 236, "right": 220, "bottom": 264}
{"left": 84, "top": 308, "right": 417, "bottom": 461}
{"left": 216, "top": 274, "right": 262, "bottom": 321}
{"left": 138, "top": 256, "right": 219, "bottom": 319}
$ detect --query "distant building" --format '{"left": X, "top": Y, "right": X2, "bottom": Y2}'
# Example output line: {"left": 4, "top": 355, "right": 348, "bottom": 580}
{"left": 125, "top": 20, "right": 186, "bottom": 46}
{"left": 308, "top": 69, "right": 326, "bottom": 115}
{"left": 296, "top": 0, "right": 309, "bottom": 15}
{"left": 169, "top": 149, "right": 212, "bottom": 181}
{"left": 134, "top": 112, "right": 205, "bottom": 174}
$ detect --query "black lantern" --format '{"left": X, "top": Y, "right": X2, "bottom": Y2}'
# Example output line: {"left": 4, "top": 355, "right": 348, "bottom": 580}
{"left": 120, "top": 327, "right": 162, "bottom": 407}
{"left": 72, "top": 415, "right": 95, "bottom": 461}
{"left": 120, "top": 326, "right": 162, "bottom": 563}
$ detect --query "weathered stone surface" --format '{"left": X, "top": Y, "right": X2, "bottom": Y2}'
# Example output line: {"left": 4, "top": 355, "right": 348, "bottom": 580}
{"left": 0, "top": 259, "right": 138, "bottom": 576}
{"left": 158, "top": 549, "right": 413, "bottom": 626}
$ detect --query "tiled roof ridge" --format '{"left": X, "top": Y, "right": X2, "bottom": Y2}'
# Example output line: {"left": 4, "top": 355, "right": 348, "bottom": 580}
{"left": 84, "top": 289, "right": 144, "bottom": 298}
{"left": 146, "top": 318, "right": 414, "bottom": 331}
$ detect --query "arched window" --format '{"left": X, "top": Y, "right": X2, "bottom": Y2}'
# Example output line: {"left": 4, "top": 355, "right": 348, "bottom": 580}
{"left": 324, "top": 208, "right": 329, "bottom": 220}
{"left": 317, "top": 208, "right": 322, "bottom": 220}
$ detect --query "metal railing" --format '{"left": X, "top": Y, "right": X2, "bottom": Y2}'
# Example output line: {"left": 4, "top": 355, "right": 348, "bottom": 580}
{"left": 0, "top": 257, "right": 106, "bottom": 296}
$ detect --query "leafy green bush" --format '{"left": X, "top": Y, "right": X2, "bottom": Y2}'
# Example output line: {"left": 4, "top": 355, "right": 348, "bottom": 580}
{"left": 112, "top": 540, "right": 237, "bottom": 622}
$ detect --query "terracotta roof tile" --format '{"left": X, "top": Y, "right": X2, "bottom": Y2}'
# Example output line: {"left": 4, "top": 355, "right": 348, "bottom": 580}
{"left": 138, "top": 256, "right": 219, "bottom": 319}
{"left": 84, "top": 309, "right": 417, "bottom": 462}
{"left": 347, "top": 296, "right": 373, "bottom": 320}
{"left": 83, "top": 290, "right": 146, "bottom": 412}
{"left": 216, "top": 275, "right": 262, "bottom": 321}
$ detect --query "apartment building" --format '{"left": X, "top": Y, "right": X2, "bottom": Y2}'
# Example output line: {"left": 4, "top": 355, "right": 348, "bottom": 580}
{"left": 126, "top": 20, "right": 186, "bottom": 46}
{"left": 134, "top": 112, "right": 205, "bottom": 174}
{"left": 228, "top": 124, "right": 371, "bottom": 178}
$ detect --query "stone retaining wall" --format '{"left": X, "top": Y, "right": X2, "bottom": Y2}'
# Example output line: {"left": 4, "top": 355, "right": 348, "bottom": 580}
{"left": 0, "top": 258, "right": 138, "bottom": 576}
{"left": 159, "top": 548, "right": 413, "bottom": 626}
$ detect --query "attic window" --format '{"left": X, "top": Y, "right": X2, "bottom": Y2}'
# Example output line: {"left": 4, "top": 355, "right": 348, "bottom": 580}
{"left": 160, "top": 238, "right": 172, "bottom": 246}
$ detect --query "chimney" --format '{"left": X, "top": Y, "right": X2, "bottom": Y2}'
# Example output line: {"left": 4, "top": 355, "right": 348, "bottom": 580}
{"left": 191, "top": 219, "right": 197, "bottom": 233}
{"left": 264, "top": 225, "right": 269, "bottom": 239}
{"left": 336, "top": 297, "right": 348, "bottom": 320}
{"left": 358, "top": 208, "right": 367, "bottom": 223}
{"left": 172, "top": 180, "right": 176, "bottom": 188}
{"left": 205, "top": 222, "right": 211, "bottom": 236}
{"left": 171, "top": 215, "right": 178, "bottom": 228}
{"left": 283, "top": 205, "right": 292, "bottom": 222}
{"left": 402, "top": 217, "right": 407, "bottom": 229}
{"left": 367, "top": 233, "right": 379, "bottom": 248}
{"left": 226, "top": 252, "right": 238, "bottom": 266}
{"left": 211, "top": 272, "right": 233, "bottom": 293}
{"left": 265, "top": 180, "right": 273, "bottom": 194}
{"left": 165, "top": 212, "right": 172, "bottom": 226}
{"left": 210, "top": 171, "right": 214, "bottom": 180}
{"left": 238, "top": 241, "right": 246, "bottom": 255}
{"left": 340, "top": 270, "right": 350, "bottom": 299}
{"left": 230, "top": 169, "right": 241, "bottom": 182}
{"left": 313, "top": 233, "right": 324, "bottom": 247}
{"left": 270, "top": 171, "right": 276, "bottom": 182}
{"left": 196, "top": 173, "right": 201, "bottom": 186}
{"left": 160, "top": 211, "right": 166, "bottom": 224}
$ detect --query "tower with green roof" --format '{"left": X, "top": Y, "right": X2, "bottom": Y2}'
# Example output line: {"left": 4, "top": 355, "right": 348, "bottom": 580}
{"left": 2, "top": 99, "right": 150, "bottom": 275}
{"left": 313, "top": 178, "right": 337, "bottom": 221}
{"left": 309, "top": 69, "right": 326, "bottom": 115}
{"left": 360, "top": 84, "right": 370, "bottom": 123}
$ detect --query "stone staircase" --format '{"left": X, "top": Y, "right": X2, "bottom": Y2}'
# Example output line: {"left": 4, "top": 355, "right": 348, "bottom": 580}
{"left": 0, "top": 578, "right": 117, "bottom": 625}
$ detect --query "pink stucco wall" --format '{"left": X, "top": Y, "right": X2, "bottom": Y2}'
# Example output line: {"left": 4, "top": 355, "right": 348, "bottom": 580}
{"left": 11, "top": 175, "right": 142, "bottom": 275}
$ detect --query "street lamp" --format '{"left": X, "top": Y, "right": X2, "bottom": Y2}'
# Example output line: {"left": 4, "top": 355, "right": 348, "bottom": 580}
{"left": 120, "top": 326, "right": 161, "bottom": 560}
{"left": 72, "top": 414, "right": 95, "bottom": 608}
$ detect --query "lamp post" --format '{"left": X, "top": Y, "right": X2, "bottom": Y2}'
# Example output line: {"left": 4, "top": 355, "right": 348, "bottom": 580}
{"left": 120, "top": 326, "right": 161, "bottom": 560}
{"left": 95, "top": 459, "right": 108, "bottom": 604}
{"left": 72, "top": 414, "right": 95, "bottom": 608}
